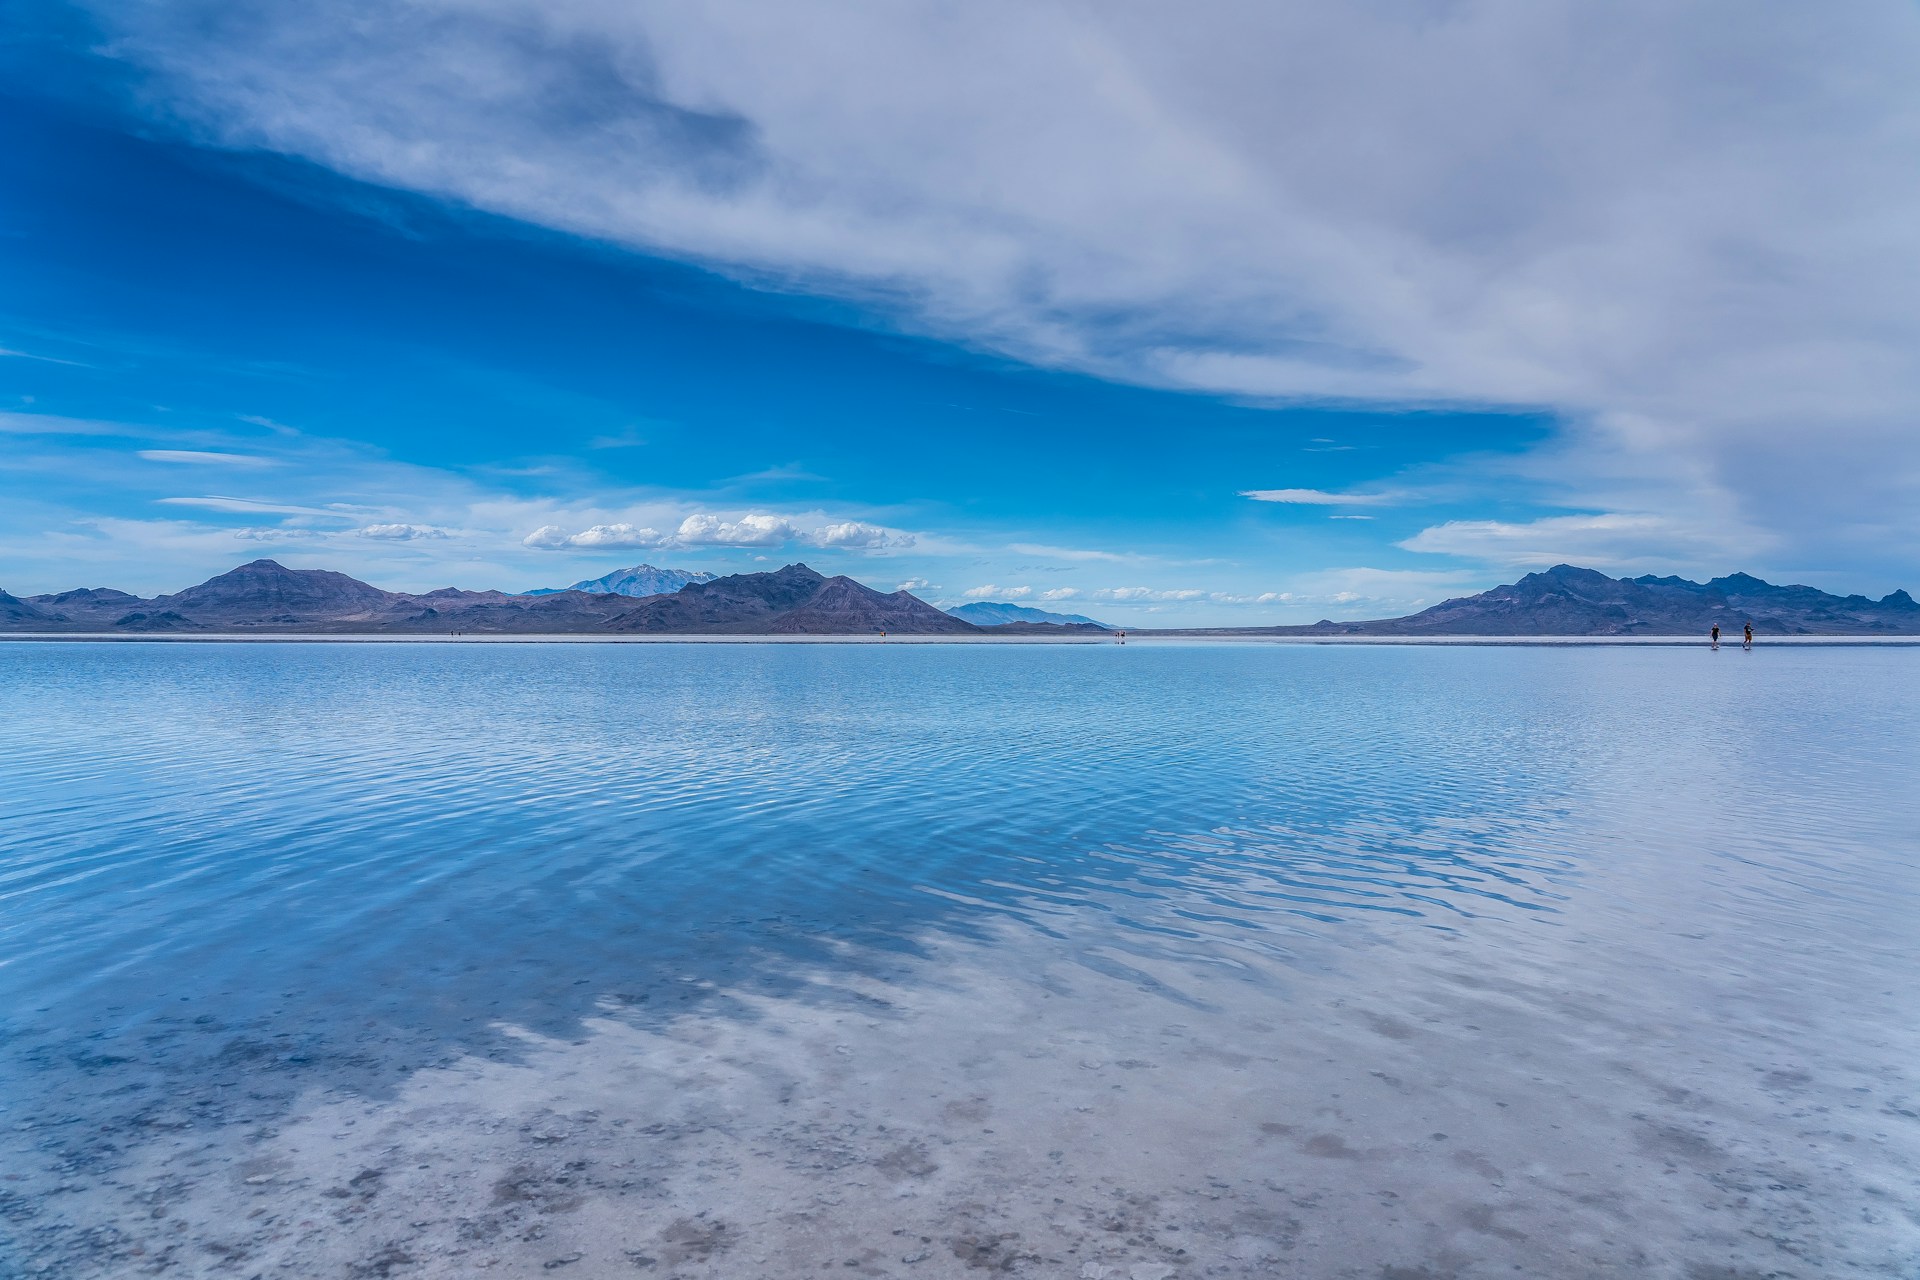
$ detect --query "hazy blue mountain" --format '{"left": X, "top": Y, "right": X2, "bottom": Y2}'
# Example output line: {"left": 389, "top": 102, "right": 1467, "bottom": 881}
{"left": 948, "top": 601, "right": 1113, "bottom": 629}
{"left": 519, "top": 564, "right": 716, "bottom": 597}
{"left": 0, "top": 589, "right": 51, "bottom": 624}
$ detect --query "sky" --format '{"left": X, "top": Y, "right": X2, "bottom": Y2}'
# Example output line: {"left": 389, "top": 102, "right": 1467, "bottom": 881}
{"left": 3, "top": 2, "right": 1918, "bottom": 625}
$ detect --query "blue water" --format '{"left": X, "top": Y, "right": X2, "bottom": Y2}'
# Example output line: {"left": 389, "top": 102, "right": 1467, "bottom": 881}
{"left": 3, "top": 641, "right": 1917, "bottom": 1278}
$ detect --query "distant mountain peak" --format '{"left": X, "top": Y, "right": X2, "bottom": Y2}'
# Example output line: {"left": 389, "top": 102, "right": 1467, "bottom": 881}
{"left": 948, "top": 600, "right": 1113, "bottom": 629}
{"left": 522, "top": 562, "right": 720, "bottom": 598}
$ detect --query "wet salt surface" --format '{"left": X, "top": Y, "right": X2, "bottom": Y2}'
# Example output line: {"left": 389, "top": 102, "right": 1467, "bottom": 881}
{"left": 2, "top": 642, "right": 1917, "bottom": 1278}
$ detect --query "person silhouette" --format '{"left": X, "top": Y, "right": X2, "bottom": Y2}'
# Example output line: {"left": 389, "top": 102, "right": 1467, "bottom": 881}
{"left": 1743, "top": 622, "right": 1753, "bottom": 651}
{"left": 1710, "top": 623, "right": 1720, "bottom": 650}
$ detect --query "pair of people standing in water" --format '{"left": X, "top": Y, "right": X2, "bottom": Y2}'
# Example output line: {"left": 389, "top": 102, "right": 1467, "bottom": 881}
{"left": 1709, "top": 623, "right": 1753, "bottom": 650}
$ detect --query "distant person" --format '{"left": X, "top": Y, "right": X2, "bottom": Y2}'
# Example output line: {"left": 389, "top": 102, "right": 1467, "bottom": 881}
{"left": 1710, "top": 624, "right": 1720, "bottom": 650}
{"left": 1743, "top": 622, "right": 1753, "bottom": 651}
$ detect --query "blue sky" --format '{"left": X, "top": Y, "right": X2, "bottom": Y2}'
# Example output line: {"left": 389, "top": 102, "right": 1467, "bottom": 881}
{"left": 5, "top": 3, "right": 1918, "bottom": 623}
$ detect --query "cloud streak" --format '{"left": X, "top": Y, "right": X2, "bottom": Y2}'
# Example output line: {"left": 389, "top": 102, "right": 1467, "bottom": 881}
{"left": 76, "top": 0, "right": 1920, "bottom": 576}
{"left": 1239, "top": 488, "right": 1397, "bottom": 506}
{"left": 139, "top": 449, "right": 280, "bottom": 467}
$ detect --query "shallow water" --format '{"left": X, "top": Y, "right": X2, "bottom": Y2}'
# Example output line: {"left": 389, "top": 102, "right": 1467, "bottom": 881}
{"left": 2, "top": 641, "right": 1917, "bottom": 1278}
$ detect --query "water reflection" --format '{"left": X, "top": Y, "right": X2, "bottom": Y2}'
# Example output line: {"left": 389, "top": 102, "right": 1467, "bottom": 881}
{"left": 2, "top": 642, "right": 1917, "bottom": 1276}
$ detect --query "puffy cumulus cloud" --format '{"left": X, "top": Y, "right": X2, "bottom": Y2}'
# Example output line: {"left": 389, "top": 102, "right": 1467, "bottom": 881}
{"left": 894, "top": 577, "right": 933, "bottom": 592}
{"left": 357, "top": 522, "right": 449, "bottom": 540}
{"left": 1039, "top": 587, "right": 1081, "bottom": 601}
{"left": 523, "top": 522, "right": 666, "bottom": 550}
{"left": 79, "top": 1, "right": 1920, "bottom": 577}
{"left": 521, "top": 524, "right": 573, "bottom": 550}
{"left": 1240, "top": 488, "right": 1397, "bottom": 506}
{"left": 232, "top": 526, "right": 321, "bottom": 541}
{"left": 806, "top": 520, "right": 914, "bottom": 550}
{"left": 673, "top": 512, "right": 796, "bottom": 547}
{"left": 524, "top": 512, "right": 917, "bottom": 552}
{"left": 964, "top": 585, "right": 1031, "bottom": 600}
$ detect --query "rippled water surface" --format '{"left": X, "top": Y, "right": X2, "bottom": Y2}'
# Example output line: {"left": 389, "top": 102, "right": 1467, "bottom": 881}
{"left": 3, "top": 641, "right": 1917, "bottom": 1279}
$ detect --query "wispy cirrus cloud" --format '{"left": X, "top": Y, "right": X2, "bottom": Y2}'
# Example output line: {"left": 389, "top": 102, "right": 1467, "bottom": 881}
{"left": 0, "top": 412, "right": 129, "bottom": 437}
{"left": 138, "top": 449, "right": 279, "bottom": 467}
{"left": 1007, "top": 542, "right": 1137, "bottom": 563}
{"left": 157, "top": 495, "right": 358, "bottom": 517}
{"left": 0, "top": 346, "right": 88, "bottom": 367}
{"left": 1239, "top": 488, "right": 1398, "bottom": 506}
{"left": 1398, "top": 512, "right": 1753, "bottom": 572}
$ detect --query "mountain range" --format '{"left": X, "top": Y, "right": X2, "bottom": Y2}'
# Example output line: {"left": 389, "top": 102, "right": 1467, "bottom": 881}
{"left": 519, "top": 563, "right": 717, "bottom": 598}
{"left": 1195, "top": 565, "right": 1920, "bottom": 637}
{"left": 5, "top": 561, "right": 1916, "bottom": 637}
{"left": 946, "top": 601, "right": 1113, "bottom": 629}
{"left": 0, "top": 560, "right": 978, "bottom": 635}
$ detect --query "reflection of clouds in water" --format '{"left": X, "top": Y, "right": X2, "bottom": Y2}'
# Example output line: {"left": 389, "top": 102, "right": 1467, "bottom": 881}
{"left": 2, "top": 644, "right": 1919, "bottom": 1275}
{"left": 10, "top": 919, "right": 1918, "bottom": 1277}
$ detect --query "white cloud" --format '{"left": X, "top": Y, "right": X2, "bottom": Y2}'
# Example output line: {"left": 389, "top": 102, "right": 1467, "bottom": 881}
{"left": 673, "top": 512, "right": 795, "bottom": 547}
{"left": 524, "top": 522, "right": 668, "bottom": 550}
{"left": 1239, "top": 488, "right": 1396, "bottom": 506}
{"left": 964, "top": 585, "right": 1031, "bottom": 600}
{"left": 1039, "top": 587, "right": 1080, "bottom": 600}
{"left": 808, "top": 520, "right": 914, "bottom": 549}
{"left": 524, "top": 512, "right": 917, "bottom": 552}
{"left": 357, "top": 523, "right": 449, "bottom": 541}
{"left": 232, "top": 526, "right": 321, "bottom": 541}
{"left": 521, "top": 524, "right": 575, "bottom": 550}
{"left": 81, "top": 2, "right": 1920, "bottom": 579}
{"left": 1398, "top": 512, "right": 1748, "bottom": 571}
{"left": 894, "top": 577, "right": 933, "bottom": 592}
{"left": 1094, "top": 586, "right": 1208, "bottom": 602}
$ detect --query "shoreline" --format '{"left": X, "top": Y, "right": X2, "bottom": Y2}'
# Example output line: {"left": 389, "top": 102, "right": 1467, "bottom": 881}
{"left": 3, "top": 631, "right": 1919, "bottom": 646}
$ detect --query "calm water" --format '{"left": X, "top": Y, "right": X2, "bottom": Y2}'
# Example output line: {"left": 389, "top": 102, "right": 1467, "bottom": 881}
{"left": 2, "top": 641, "right": 1917, "bottom": 1279}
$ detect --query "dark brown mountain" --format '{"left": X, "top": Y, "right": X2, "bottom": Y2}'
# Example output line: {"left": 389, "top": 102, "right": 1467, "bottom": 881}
{"left": 765, "top": 574, "right": 977, "bottom": 635}
{"left": 1167, "top": 565, "right": 1920, "bottom": 637}
{"left": 610, "top": 564, "right": 837, "bottom": 632}
{"left": 0, "top": 560, "right": 981, "bottom": 635}
{"left": 153, "top": 559, "right": 394, "bottom": 621}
